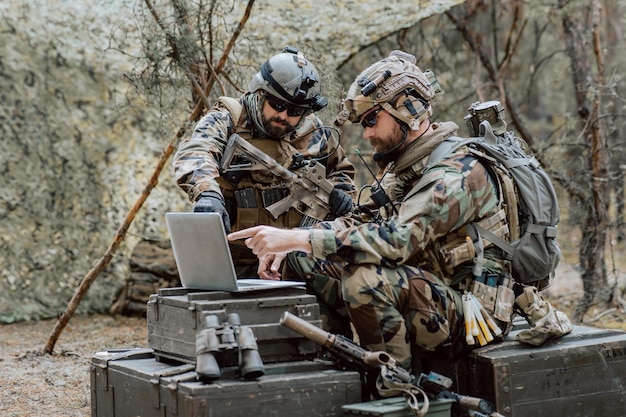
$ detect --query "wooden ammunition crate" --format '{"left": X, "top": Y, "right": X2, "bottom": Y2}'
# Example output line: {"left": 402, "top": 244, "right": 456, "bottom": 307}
{"left": 147, "top": 287, "right": 320, "bottom": 365}
{"left": 90, "top": 348, "right": 362, "bottom": 417}
{"left": 429, "top": 325, "right": 626, "bottom": 417}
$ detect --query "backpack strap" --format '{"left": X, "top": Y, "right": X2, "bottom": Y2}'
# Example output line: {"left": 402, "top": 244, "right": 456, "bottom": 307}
{"left": 425, "top": 134, "right": 517, "bottom": 277}
{"left": 425, "top": 136, "right": 472, "bottom": 169}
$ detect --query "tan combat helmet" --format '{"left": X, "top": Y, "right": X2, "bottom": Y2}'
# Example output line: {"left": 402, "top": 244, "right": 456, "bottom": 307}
{"left": 336, "top": 50, "right": 441, "bottom": 130}
{"left": 249, "top": 46, "right": 328, "bottom": 111}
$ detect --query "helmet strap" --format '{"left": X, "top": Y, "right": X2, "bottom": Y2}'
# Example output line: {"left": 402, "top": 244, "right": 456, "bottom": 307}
{"left": 381, "top": 92, "right": 429, "bottom": 130}
{"left": 381, "top": 102, "right": 418, "bottom": 130}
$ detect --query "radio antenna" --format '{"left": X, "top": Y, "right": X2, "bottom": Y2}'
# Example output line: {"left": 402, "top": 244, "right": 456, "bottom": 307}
{"left": 355, "top": 149, "right": 397, "bottom": 215}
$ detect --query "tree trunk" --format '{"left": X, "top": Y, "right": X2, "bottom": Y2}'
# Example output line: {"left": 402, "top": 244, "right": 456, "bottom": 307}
{"left": 561, "top": 0, "right": 612, "bottom": 322}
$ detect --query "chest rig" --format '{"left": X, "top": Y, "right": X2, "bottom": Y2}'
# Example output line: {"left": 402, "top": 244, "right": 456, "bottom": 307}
{"left": 389, "top": 143, "right": 516, "bottom": 341}
{"left": 216, "top": 97, "right": 307, "bottom": 232}
{"left": 391, "top": 143, "right": 511, "bottom": 284}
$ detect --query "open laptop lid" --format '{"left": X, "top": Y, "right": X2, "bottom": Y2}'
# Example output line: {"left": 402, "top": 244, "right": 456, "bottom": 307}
{"left": 165, "top": 212, "right": 304, "bottom": 292}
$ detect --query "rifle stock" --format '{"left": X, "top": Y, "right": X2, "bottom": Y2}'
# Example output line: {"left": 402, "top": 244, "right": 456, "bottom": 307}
{"left": 279, "top": 311, "right": 505, "bottom": 417}
{"left": 221, "top": 134, "right": 334, "bottom": 222}
{"left": 222, "top": 133, "right": 296, "bottom": 181}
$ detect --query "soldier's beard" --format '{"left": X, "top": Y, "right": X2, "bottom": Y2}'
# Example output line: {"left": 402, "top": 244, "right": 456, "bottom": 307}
{"left": 262, "top": 115, "right": 296, "bottom": 138}
{"left": 372, "top": 123, "right": 407, "bottom": 165}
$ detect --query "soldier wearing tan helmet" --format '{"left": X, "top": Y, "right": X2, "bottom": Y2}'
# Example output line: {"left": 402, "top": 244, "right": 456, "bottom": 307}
{"left": 173, "top": 47, "right": 356, "bottom": 284}
{"left": 229, "top": 51, "right": 571, "bottom": 373}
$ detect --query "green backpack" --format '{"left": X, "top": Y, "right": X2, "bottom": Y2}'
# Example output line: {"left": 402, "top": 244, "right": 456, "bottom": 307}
{"left": 428, "top": 117, "right": 561, "bottom": 286}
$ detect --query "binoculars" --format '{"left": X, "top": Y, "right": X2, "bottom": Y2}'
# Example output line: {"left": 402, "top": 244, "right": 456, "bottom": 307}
{"left": 195, "top": 312, "right": 265, "bottom": 382}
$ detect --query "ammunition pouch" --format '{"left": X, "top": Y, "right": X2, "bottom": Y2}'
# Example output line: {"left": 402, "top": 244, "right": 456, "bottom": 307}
{"left": 423, "top": 209, "right": 509, "bottom": 282}
{"left": 415, "top": 208, "right": 515, "bottom": 346}
{"left": 456, "top": 271, "right": 515, "bottom": 343}
{"left": 224, "top": 186, "right": 304, "bottom": 232}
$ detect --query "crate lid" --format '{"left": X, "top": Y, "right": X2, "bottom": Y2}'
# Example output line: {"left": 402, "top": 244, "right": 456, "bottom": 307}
{"left": 342, "top": 397, "right": 454, "bottom": 417}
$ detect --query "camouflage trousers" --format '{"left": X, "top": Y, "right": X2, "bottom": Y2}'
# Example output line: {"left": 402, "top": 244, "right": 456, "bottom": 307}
{"left": 287, "top": 252, "right": 464, "bottom": 369}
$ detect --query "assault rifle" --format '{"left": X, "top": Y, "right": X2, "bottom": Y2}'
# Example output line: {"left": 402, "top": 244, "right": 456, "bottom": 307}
{"left": 280, "top": 311, "right": 505, "bottom": 417}
{"left": 221, "top": 133, "right": 335, "bottom": 225}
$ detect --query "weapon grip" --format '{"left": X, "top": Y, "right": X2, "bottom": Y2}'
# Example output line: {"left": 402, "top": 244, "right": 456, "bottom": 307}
{"left": 280, "top": 311, "right": 392, "bottom": 368}
{"left": 458, "top": 395, "right": 495, "bottom": 415}
{"left": 266, "top": 195, "right": 298, "bottom": 220}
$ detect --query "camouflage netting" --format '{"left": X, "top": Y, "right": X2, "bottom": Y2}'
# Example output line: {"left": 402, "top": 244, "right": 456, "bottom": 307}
{"left": 0, "top": 0, "right": 464, "bottom": 323}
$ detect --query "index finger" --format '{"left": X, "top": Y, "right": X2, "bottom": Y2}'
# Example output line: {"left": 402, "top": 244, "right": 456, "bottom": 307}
{"left": 227, "top": 226, "right": 262, "bottom": 241}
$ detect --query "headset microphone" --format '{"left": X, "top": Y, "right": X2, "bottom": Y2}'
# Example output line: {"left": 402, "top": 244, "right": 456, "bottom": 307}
{"left": 372, "top": 124, "right": 408, "bottom": 163}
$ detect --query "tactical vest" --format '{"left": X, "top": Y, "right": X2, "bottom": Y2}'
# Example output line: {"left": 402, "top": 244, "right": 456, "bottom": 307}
{"left": 392, "top": 145, "right": 511, "bottom": 286}
{"left": 216, "top": 97, "right": 307, "bottom": 233}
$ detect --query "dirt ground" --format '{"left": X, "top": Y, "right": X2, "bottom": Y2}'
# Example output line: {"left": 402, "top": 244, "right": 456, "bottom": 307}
{"left": 1, "top": 266, "right": 625, "bottom": 417}
{"left": 1, "top": 314, "right": 148, "bottom": 417}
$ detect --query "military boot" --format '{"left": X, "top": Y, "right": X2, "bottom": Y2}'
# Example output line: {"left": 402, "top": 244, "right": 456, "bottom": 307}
{"left": 515, "top": 286, "right": 573, "bottom": 346}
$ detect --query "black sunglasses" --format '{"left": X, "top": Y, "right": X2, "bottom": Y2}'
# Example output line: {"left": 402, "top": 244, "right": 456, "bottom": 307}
{"left": 265, "top": 94, "right": 308, "bottom": 117}
{"left": 360, "top": 107, "right": 383, "bottom": 128}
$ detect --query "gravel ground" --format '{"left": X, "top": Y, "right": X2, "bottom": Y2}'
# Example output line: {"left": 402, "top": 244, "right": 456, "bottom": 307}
{"left": 1, "top": 314, "right": 147, "bottom": 417}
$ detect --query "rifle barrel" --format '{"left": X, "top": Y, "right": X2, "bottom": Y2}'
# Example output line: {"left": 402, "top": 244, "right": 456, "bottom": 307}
{"left": 280, "top": 311, "right": 332, "bottom": 347}
{"left": 280, "top": 312, "right": 392, "bottom": 367}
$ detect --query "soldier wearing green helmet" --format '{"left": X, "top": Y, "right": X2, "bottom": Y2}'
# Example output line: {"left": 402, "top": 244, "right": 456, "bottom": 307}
{"left": 229, "top": 51, "right": 571, "bottom": 373}
{"left": 173, "top": 47, "right": 356, "bottom": 284}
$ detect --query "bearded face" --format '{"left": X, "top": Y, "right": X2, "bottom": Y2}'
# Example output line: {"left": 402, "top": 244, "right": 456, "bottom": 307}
{"left": 358, "top": 106, "right": 412, "bottom": 166}
{"left": 369, "top": 121, "right": 405, "bottom": 157}
{"left": 261, "top": 112, "right": 297, "bottom": 138}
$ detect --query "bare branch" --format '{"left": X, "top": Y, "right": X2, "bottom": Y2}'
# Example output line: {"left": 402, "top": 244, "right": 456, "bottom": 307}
{"left": 44, "top": 121, "right": 188, "bottom": 354}
{"left": 189, "top": 0, "right": 256, "bottom": 121}
{"left": 43, "top": 0, "right": 257, "bottom": 354}
{"left": 445, "top": 7, "right": 535, "bottom": 146}
{"left": 143, "top": 0, "right": 211, "bottom": 111}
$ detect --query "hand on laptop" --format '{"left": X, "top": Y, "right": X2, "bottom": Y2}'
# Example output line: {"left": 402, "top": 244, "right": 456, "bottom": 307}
{"left": 193, "top": 191, "right": 231, "bottom": 233}
{"left": 258, "top": 253, "right": 284, "bottom": 280}
{"left": 228, "top": 226, "right": 311, "bottom": 259}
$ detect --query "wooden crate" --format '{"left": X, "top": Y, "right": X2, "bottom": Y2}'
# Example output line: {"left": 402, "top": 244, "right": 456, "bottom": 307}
{"left": 342, "top": 397, "right": 454, "bottom": 417}
{"left": 147, "top": 287, "right": 320, "bottom": 365}
{"left": 429, "top": 325, "right": 626, "bottom": 417}
{"left": 90, "top": 348, "right": 362, "bottom": 417}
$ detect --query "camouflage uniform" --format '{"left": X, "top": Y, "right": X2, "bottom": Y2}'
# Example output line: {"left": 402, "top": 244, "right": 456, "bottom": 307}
{"left": 287, "top": 50, "right": 570, "bottom": 372}
{"left": 289, "top": 121, "right": 507, "bottom": 369}
{"left": 173, "top": 95, "right": 356, "bottom": 277}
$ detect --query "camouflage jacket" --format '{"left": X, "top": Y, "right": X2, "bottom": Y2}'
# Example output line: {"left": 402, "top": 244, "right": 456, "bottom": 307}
{"left": 308, "top": 121, "right": 504, "bottom": 281}
{"left": 173, "top": 97, "right": 355, "bottom": 200}
{"left": 173, "top": 96, "right": 356, "bottom": 231}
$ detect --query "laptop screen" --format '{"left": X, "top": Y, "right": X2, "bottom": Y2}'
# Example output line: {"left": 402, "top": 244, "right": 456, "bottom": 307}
{"left": 165, "top": 212, "right": 304, "bottom": 292}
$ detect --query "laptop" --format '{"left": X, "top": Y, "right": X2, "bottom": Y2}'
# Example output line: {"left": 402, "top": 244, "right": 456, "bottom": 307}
{"left": 165, "top": 212, "right": 305, "bottom": 292}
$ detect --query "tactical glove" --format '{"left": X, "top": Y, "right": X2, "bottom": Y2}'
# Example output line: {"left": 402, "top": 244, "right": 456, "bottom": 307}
{"left": 194, "top": 191, "right": 231, "bottom": 233}
{"left": 328, "top": 186, "right": 353, "bottom": 218}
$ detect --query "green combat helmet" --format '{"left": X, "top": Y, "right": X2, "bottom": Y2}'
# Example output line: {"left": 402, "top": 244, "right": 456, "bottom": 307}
{"left": 335, "top": 50, "right": 441, "bottom": 131}
{"left": 249, "top": 46, "right": 328, "bottom": 112}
